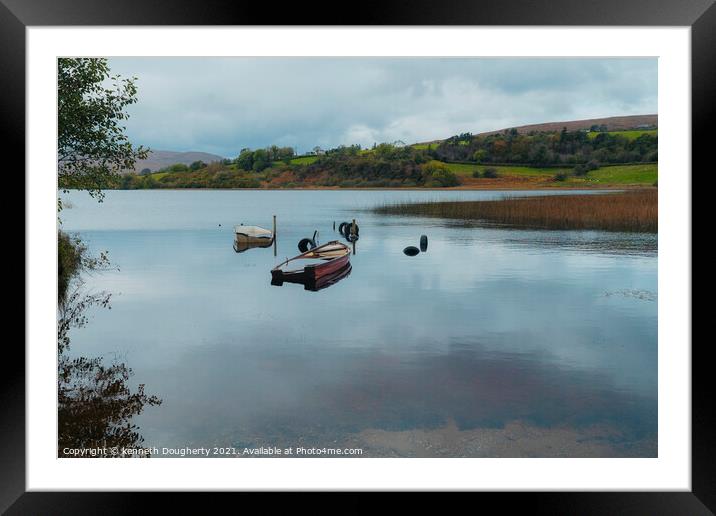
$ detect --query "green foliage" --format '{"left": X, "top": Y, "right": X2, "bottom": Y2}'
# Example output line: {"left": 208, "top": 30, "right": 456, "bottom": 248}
{"left": 58, "top": 232, "right": 83, "bottom": 303}
{"left": 573, "top": 164, "right": 588, "bottom": 176}
{"left": 57, "top": 231, "right": 113, "bottom": 303}
{"left": 236, "top": 148, "right": 254, "bottom": 171}
{"left": 251, "top": 149, "right": 270, "bottom": 172}
{"left": 472, "top": 149, "right": 487, "bottom": 163}
{"left": 586, "top": 129, "right": 657, "bottom": 141}
{"left": 433, "top": 128, "right": 657, "bottom": 166}
{"left": 167, "top": 163, "right": 189, "bottom": 172}
{"left": 422, "top": 161, "right": 460, "bottom": 187}
{"left": 57, "top": 58, "right": 148, "bottom": 204}
{"left": 574, "top": 159, "right": 600, "bottom": 176}
{"left": 235, "top": 146, "right": 294, "bottom": 171}
{"left": 105, "top": 131, "right": 657, "bottom": 190}
{"left": 189, "top": 160, "right": 206, "bottom": 171}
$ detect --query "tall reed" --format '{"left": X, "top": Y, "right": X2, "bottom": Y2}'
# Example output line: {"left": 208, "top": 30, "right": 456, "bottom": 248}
{"left": 373, "top": 189, "right": 657, "bottom": 233}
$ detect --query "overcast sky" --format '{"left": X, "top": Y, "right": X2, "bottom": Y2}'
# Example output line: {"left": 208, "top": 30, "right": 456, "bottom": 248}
{"left": 107, "top": 57, "right": 657, "bottom": 158}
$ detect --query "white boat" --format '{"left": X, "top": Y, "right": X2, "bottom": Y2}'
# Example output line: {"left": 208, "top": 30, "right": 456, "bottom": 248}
{"left": 233, "top": 225, "right": 274, "bottom": 253}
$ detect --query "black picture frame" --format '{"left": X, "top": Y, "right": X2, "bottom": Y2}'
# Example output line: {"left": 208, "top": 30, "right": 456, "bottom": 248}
{"left": 6, "top": 0, "right": 710, "bottom": 511}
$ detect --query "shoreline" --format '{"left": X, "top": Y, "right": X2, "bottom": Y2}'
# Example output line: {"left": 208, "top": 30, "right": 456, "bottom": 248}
{"left": 71, "top": 184, "right": 653, "bottom": 192}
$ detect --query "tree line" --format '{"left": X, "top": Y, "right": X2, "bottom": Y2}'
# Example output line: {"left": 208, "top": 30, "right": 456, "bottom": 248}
{"left": 431, "top": 127, "right": 657, "bottom": 165}
{"left": 117, "top": 142, "right": 462, "bottom": 189}
{"left": 114, "top": 125, "right": 658, "bottom": 190}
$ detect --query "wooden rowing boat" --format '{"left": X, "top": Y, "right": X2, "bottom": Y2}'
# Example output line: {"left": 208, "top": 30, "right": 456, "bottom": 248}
{"left": 271, "top": 240, "right": 350, "bottom": 286}
{"left": 273, "top": 262, "right": 352, "bottom": 291}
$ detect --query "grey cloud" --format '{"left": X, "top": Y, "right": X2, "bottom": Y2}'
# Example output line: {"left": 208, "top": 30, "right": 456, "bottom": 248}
{"left": 107, "top": 57, "right": 657, "bottom": 158}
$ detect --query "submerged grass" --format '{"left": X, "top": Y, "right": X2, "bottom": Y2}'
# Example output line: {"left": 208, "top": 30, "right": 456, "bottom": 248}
{"left": 372, "top": 189, "right": 657, "bottom": 233}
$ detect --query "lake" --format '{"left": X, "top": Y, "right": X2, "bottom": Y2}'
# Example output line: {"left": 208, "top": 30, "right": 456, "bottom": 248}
{"left": 59, "top": 189, "right": 657, "bottom": 457}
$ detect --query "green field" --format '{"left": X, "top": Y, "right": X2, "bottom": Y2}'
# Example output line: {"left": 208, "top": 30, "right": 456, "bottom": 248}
{"left": 440, "top": 162, "right": 569, "bottom": 177}
{"left": 150, "top": 172, "right": 169, "bottom": 180}
{"left": 438, "top": 161, "right": 656, "bottom": 185}
{"left": 289, "top": 156, "right": 319, "bottom": 165}
{"left": 586, "top": 129, "right": 657, "bottom": 140}
{"left": 569, "top": 163, "right": 658, "bottom": 185}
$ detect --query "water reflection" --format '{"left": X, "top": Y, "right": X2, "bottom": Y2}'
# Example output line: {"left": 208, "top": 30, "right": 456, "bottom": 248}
{"left": 58, "top": 287, "right": 161, "bottom": 457}
{"left": 272, "top": 263, "right": 352, "bottom": 291}
{"left": 141, "top": 336, "right": 656, "bottom": 457}
{"left": 373, "top": 218, "right": 657, "bottom": 257}
{"left": 60, "top": 190, "right": 657, "bottom": 457}
{"left": 233, "top": 239, "right": 274, "bottom": 253}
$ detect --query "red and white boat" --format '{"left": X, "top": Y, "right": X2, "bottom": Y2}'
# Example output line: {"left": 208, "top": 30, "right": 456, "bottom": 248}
{"left": 271, "top": 241, "right": 350, "bottom": 286}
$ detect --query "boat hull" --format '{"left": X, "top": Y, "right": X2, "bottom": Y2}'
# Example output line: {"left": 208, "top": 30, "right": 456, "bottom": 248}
{"left": 270, "top": 241, "right": 351, "bottom": 285}
{"left": 272, "top": 263, "right": 352, "bottom": 291}
{"left": 234, "top": 234, "right": 273, "bottom": 245}
{"left": 234, "top": 236, "right": 273, "bottom": 253}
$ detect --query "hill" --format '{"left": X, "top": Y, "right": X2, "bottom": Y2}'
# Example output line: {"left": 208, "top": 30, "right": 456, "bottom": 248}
{"left": 479, "top": 114, "right": 657, "bottom": 137}
{"left": 130, "top": 150, "right": 224, "bottom": 173}
{"left": 416, "top": 114, "right": 657, "bottom": 146}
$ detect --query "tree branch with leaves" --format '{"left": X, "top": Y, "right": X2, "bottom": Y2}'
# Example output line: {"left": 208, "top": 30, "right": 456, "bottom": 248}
{"left": 58, "top": 58, "right": 149, "bottom": 207}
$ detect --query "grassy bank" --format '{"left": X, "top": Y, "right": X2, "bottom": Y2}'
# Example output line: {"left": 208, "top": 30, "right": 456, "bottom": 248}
{"left": 575, "top": 164, "right": 658, "bottom": 185}
{"left": 130, "top": 162, "right": 657, "bottom": 190}
{"left": 373, "top": 189, "right": 657, "bottom": 233}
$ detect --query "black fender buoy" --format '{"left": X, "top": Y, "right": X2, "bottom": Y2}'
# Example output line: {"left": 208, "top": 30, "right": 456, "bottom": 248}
{"left": 420, "top": 235, "right": 428, "bottom": 252}
{"left": 342, "top": 222, "right": 359, "bottom": 239}
{"left": 403, "top": 246, "right": 420, "bottom": 256}
{"left": 298, "top": 238, "right": 316, "bottom": 253}
{"left": 338, "top": 222, "right": 349, "bottom": 235}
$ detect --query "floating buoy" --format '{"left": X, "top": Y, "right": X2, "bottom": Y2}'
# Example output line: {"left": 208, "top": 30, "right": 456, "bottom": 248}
{"left": 298, "top": 238, "right": 316, "bottom": 252}
{"left": 342, "top": 221, "right": 359, "bottom": 239}
{"left": 338, "top": 222, "right": 349, "bottom": 235}
{"left": 420, "top": 235, "right": 428, "bottom": 252}
{"left": 403, "top": 246, "right": 420, "bottom": 256}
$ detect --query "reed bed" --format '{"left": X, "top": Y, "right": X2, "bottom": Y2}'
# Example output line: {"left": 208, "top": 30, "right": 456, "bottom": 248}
{"left": 373, "top": 189, "right": 657, "bottom": 233}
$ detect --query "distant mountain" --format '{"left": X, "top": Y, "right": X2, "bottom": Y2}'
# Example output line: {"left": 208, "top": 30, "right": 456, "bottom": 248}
{"left": 130, "top": 150, "right": 225, "bottom": 173}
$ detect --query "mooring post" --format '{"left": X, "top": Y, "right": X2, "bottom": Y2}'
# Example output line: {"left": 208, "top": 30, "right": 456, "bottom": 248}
{"left": 273, "top": 215, "right": 277, "bottom": 256}
{"left": 333, "top": 221, "right": 335, "bottom": 231}
{"left": 351, "top": 219, "right": 356, "bottom": 255}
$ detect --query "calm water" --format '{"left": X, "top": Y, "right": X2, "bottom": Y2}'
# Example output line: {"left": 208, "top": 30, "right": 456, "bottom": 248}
{"left": 60, "top": 190, "right": 657, "bottom": 457}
